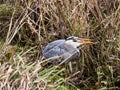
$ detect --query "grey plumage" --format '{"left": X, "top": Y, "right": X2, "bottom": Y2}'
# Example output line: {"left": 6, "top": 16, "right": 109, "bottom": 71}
{"left": 42, "top": 39, "right": 80, "bottom": 62}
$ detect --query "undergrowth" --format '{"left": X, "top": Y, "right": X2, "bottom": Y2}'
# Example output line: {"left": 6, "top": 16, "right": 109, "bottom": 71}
{"left": 0, "top": 0, "right": 120, "bottom": 90}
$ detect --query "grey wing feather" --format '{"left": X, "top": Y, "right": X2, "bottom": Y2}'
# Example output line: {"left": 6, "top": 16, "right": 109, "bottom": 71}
{"left": 42, "top": 40, "right": 66, "bottom": 58}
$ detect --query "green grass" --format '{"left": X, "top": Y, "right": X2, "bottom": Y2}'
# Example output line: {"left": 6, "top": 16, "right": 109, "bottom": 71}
{"left": 0, "top": 0, "right": 120, "bottom": 90}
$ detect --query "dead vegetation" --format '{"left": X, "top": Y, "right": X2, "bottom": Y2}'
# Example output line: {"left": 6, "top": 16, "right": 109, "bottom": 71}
{"left": 0, "top": 0, "right": 120, "bottom": 90}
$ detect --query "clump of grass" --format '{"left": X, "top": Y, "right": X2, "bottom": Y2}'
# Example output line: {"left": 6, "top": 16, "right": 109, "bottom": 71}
{"left": 0, "top": 0, "right": 120, "bottom": 89}
{"left": 0, "top": 44, "right": 80, "bottom": 90}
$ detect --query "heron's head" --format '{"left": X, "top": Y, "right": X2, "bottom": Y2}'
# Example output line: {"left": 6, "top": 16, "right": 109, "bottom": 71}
{"left": 65, "top": 36, "right": 93, "bottom": 48}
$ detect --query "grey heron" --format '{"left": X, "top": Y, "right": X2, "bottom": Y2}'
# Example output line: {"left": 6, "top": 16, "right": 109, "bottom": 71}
{"left": 42, "top": 36, "right": 93, "bottom": 63}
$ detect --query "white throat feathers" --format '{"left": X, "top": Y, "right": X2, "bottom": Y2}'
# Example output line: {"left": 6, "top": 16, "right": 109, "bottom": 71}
{"left": 65, "top": 40, "right": 82, "bottom": 48}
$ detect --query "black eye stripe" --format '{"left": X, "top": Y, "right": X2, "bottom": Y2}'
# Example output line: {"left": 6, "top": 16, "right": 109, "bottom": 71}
{"left": 66, "top": 37, "right": 73, "bottom": 40}
{"left": 66, "top": 36, "right": 79, "bottom": 41}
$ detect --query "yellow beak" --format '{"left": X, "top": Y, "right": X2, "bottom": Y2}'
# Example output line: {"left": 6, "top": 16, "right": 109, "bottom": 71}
{"left": 77, "top": 38, "right": 93, "bottom": 44}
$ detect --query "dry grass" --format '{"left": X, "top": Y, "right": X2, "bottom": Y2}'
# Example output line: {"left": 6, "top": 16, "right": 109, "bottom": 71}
{"left": 0, "top": 0, "right": 120, "bottom": 90}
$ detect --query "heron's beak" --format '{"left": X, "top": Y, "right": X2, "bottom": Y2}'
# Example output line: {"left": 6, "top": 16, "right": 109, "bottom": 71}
{"left": 77, "top": 38, "right": 93, "bottom": 44}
